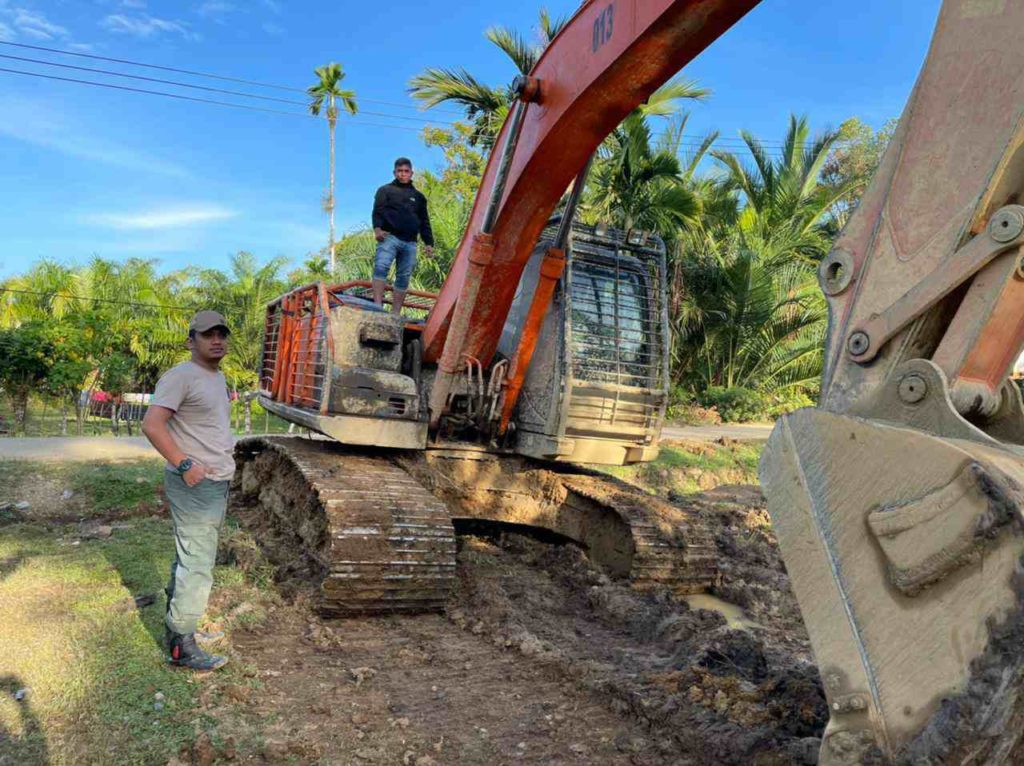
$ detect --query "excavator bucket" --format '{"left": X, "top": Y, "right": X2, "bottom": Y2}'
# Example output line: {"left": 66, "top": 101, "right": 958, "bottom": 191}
{"left": 761, "top": 1, "right": 1024, "bottom": 762}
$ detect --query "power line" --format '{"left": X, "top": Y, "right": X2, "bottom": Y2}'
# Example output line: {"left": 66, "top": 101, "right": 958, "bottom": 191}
{"left": 0, "top": 64, "right": 790, "bottom": 150}
{"left": 0, "top": 287, "right": 191, "bottom": 312}
{"left": 0, "top": 67, "right": 452, "bottom": 133}
{"left": 0, "top": 52, "right": 309, "bottom": 106}
{"left": 0, "top": 53, "right": 462, "bottom": 127}
{"left": 0, "top": 39, "right": 465, "bottom": 115}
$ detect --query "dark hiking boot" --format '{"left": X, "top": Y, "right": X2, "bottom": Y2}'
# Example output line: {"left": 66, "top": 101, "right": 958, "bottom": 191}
{"left": 167, "top": 632, "right": 228, "bottom": 671}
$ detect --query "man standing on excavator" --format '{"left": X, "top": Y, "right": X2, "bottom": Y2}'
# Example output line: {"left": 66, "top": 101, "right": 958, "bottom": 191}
{"left": 371, "top": 157, "right": 434, "bottom": 314}
{"left": 142, "top": 310, "right": 233, "bottom": 672}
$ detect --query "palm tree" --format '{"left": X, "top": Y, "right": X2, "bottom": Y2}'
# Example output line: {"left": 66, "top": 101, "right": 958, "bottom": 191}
{"left": 308, "top": 63, "right": 358, "bottom": 274}
{"left": 586, "top": 113, "right": 704, "bottom": 233}
{"left": 670, "top": 116, "right": 843, "bottom": 402}
{"left": 410, "top": 10, "right": 567, "bottom": 146}
{"left": 410, "top": 9, "right": 708, "bottom": 148}
{"left": 711, "top": 114, "right": 852, "bottom": 263}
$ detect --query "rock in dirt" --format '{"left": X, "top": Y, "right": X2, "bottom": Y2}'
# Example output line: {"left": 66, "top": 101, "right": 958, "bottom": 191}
{"left": 14, "top": 688, "right": 28, "bottom": 701}
{"left": 14, "top": 501, "right": 30, "bottom": 511}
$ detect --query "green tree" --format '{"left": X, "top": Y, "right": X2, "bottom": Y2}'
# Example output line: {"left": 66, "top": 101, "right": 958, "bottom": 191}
{"left": 0, "top": 322, "right": 55, "bottom": 434}
{"left": 410, "top": 10, "right": 567, "bottom": 146}
{"left": 410, "top": 9, "right": 706, "bottom": 147}
{"left": 191, "top": 252, "right": 289, "bottom": 393}
{"left": 308, "top": 62, "right": 359, "bottom": 274}
{"left": 821, "top": 117, "right": 896, "bottom": 230}
{"left": 586, "top": 113, "right": 702, "bottom": 233}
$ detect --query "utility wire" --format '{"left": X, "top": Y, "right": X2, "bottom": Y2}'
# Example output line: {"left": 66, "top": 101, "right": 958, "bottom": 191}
{"left": 0, "top": 66, "right": 791, "bottom": 151}
{"left": 0, "top": 66, "right": 454, "bottom": 133}
{"left": 0, "top": 40, "right": 796, "bottom": 144}
{"left": 0, "top": 53, "right": 463, "bottom": 126}
{"left": 0, "top": 287, "right": 191, "bottom": 312}
{"left": 0, "top": 39, "right": 465, "bottom": 115}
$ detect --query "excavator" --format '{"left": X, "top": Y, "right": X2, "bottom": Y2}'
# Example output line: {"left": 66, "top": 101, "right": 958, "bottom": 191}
{"left": 231, "top": 0, "right": 1024, "bottom": 763}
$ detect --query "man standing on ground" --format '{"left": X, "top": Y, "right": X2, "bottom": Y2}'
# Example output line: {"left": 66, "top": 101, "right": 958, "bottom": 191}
{"left": 142, "top": 310, "right": 234, "bottom": 671}
{"left": 372, "top": 157, "right": 434, "bottom": 314}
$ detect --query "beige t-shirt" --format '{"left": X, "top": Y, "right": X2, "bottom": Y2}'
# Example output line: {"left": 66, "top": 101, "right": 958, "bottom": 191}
{"left": 151, "top": 361, "right": 236, "bottom": 480}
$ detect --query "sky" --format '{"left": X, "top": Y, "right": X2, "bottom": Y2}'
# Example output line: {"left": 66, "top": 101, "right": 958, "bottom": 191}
{"left": 0, "top": 0, "right": 944, "bottom": 279}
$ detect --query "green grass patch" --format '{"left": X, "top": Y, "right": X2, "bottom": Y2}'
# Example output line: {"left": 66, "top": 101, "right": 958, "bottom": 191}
{"left": 0, "top": 460, "right": 272, "bottom": 765}
{"left": 601, "top": 440, "right": 763, "bottom": 498}
{"left": 67, "top": 461, "right": 165, "bottom": 513}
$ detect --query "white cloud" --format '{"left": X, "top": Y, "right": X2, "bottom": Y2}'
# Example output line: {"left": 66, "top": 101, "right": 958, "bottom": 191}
{"left": 120, "top": 0, "right": 147, "bottom": 8}
{"left": 196, "top": 1, "right": 233, "bottom": 18}
{"left": 85, "top": 205, "right": 237, "bottom": 230}
{"left": 261, "top": 0, "right": 281, "bottom": 13}
{"left": 0, "top": 96, "right": 189, "bottom": 177}
{"left": 67, "top": 42, "right": 97, "bottom": 52}
{"left": 101, "top": 13, "right": 194, "bottom": 40}
{"left": 262, "top": 21, "right": 283, "bottom": 36}
{"left": 0, "top": 20, "right": 13, "bottom": 40}
{"left": 14, "top": 8, "right": 68, "bottom": 39}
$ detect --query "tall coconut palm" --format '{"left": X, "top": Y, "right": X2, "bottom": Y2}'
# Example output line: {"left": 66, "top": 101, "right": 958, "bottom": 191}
{"left": 308, "top": 63, "right": 358, "bottom": 274}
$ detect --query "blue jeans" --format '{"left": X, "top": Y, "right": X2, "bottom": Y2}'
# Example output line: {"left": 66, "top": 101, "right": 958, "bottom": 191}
{"left": 164, "top": 471, "right": 229, "bottom": 635}
{"left": 373, "top": 234, "right": 418, "bottom": 290}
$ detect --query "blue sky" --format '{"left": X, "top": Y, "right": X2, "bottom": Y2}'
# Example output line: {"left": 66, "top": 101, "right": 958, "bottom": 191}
{"left": 0, "top": 0, "right": 943, "bottom": 278}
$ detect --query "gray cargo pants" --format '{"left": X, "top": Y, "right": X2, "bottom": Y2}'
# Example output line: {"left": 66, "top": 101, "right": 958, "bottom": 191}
{"left": 164, "top": 471, "right": 230, "bottom": 635}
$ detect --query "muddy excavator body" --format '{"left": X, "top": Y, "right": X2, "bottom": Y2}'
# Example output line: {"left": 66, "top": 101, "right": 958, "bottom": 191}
{"left": 760, "top": 1, "right": 1024, "bottom": 763}
{"left": 232, "top": 0, "right": 762, "bottom": 617}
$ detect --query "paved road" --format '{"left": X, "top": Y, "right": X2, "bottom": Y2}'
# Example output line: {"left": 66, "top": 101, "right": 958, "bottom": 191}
{"left": 0, "top": 436, "right": 157, "bottom": 462}
{"left": 0, "top": 424, "right": 773, "bottom": 462}
{"left": 661, "top": 423, "right": 774, "bottom": 441}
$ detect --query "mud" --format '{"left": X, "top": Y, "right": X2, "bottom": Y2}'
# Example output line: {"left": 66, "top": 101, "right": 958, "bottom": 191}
{"left": 226, "top": 482, "right": 827, "bottom": 765}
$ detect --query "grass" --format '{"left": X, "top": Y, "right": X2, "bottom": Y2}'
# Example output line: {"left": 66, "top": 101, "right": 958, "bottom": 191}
{"left": 601, "top": 439, "right": 763, "bottom": 498}
{"left": 0, "top": 459, "right": 273, "bottom": 765}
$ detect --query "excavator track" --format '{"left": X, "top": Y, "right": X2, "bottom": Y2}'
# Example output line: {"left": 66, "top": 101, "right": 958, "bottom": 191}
{"left": 558, "top": 473, "right": 719, "bottom": 594}
{"left": 231, "top": 437, "right": 717, "bottom": 616}
{"left": 231, "top": 436, "right": 457, "bottom": 615}
{"left": 397, "top": 452, "right": 719, "bottom": 597}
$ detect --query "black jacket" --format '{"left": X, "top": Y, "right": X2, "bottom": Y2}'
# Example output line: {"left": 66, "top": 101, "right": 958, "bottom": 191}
{"left": 372, "top": 180, "right": 434, "bottom": 246}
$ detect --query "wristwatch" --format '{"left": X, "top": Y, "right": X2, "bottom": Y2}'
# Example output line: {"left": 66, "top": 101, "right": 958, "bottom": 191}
{"left": 176, "top": 458, "right": 194, "bottom": 475}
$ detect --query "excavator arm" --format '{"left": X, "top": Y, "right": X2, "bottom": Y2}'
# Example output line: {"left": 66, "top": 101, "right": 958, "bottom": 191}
{"left": 421, "top": 0, "right": 761, "bottom": 421}
{"left": 761, "top": 2, "right": 1024, "bottom": 763}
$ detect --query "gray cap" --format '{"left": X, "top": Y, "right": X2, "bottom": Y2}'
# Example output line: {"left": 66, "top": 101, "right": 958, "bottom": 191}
{"left": 189, "top": 310, "right": 230, "bottom": 334}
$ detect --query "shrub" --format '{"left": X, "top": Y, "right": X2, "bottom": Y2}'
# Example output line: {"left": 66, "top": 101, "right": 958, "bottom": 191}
{"left": 696, "top": 386, "right": 770, "bottom": 423}
{"left": 764, "top": 389, "right": 816, "bottom": 418}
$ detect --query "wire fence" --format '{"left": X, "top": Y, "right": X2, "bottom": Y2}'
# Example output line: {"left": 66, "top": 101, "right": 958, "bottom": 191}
{"left": 0, "top": 394, "right": 292, "bottom": 438}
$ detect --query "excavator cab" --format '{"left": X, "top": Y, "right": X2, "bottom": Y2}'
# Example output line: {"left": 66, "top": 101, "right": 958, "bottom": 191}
{"left": 499, "top": 220, "right": 668, "bottom": 465}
